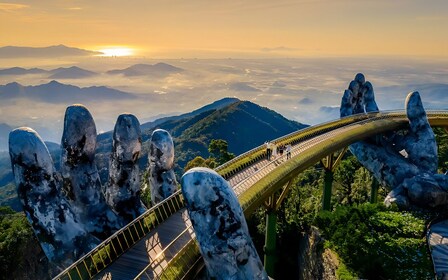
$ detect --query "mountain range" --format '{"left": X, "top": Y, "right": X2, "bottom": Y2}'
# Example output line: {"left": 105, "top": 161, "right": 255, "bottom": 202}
{"left": 0, "top": 63, "right": 182, "bottom": 79}
{"left": 0, "top": 98, "right": 307, "bottom": 211}
{"left": 107, "top": 63, "right": 183, "bottom": 77}
{"left": 0, "top": 45, "right": 102, "bottom": 58}
{"left": 0, "top": 66, "right": 98, "bottom": 79}
{"left": 0, "top": 80, "right": 135, "bottom": 103}
{"left": 0, "top": 67, "right": 47, "bottom": 75}
{"left": 48, "top": 66, "right": 98, "bottom": 79}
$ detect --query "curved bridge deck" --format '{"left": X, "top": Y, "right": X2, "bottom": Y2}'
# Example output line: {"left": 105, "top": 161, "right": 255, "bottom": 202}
{"left": 53, "top": 110, "right": 448, "bottom": 280}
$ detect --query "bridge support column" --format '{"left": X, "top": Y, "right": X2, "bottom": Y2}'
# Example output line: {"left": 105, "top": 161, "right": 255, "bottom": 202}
{"left": 370, "top": 177, "right": 379, "bottom": 203}
{"left": 264, "top": 208, "right": 277, "bottom": 277}
{"left": 262, "top": 180, "right": 294, "bottom": 277}
{"left": 323, "top": 170, "right": 333, "bottom": 211}
{"left": 321, "top": 148, "right": 348, "bottom": 211}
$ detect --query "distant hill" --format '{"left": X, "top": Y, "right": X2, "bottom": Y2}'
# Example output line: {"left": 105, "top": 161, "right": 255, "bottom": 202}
{"left": 0, "top": 67, "right": 47, "bottom": 75}
{"left": 0, "top": 81, "right": 135, "bottom": 103}
{"left": 0, "top": 66, "right": 98, "bottom": 79}
{"left": 140, "top": 97, "right": 240, "bottom": 131}
{"left": 0, "top": 98, "right": 307, "bottom": 211}
{"left": 107, "top": 63, "right": 183, "bottom": 77}
{"left": 0, "top": 44, "right": 102, "bottom": 58}
{"left": 48, "top": 66, "right": 98, "bottom": 79}
{"left": 171, "top": 100, "right": 307, "bottom": 167}
{"left": 96, "top": 98, "right": 307, "bottom": 178}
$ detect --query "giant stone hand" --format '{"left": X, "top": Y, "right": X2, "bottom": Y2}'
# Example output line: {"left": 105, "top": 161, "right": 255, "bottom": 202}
{"left": 340, "top": 73, "right": 448, "bottom": 209}
{"left": 9, "top": 104, "right": 147, "bottom": 267}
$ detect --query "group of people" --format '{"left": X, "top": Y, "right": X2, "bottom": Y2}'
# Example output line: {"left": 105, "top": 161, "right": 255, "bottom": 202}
{"left": 265, "top": 141, "right": 291, "bottom": 161}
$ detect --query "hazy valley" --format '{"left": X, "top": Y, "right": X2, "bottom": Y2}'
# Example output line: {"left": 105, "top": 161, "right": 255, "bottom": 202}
{"left": 1, "top": 51, "right": 448, "bottom": 149}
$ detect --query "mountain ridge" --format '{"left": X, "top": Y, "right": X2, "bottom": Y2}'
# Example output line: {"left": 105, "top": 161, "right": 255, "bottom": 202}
{"left": 48, "top": 66, "right": 98, "bottom": 79}
{"left": 107, "top": 63, "right": 183, "bottom": 77}
{"left": 0, "top": 80, "right": 135, "bottom": 103}
{"left": 0, "top": 44, "right": 102, "bottom": 58}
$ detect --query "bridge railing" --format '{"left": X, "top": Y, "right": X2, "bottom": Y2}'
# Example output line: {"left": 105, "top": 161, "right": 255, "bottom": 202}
{"left": 238, "top": 110, "right": 448, "bottom": 215}
{"left": 215, "top": 112, "right": 376, "bottom": 179}
{"left": 53, "top": 191, "right": 185, "bottom": 280}
{"left": 133, "top": 224, "right": 203, "bottom": 280}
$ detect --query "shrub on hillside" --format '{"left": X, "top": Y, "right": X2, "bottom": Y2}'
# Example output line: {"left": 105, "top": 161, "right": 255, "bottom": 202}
{"left": 315, "top": 204, "right": 433, "bottom": 280}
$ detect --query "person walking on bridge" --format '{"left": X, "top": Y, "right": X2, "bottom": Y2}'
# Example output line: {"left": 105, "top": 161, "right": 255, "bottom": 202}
{"left": 266, "top": 141, "right": 272, "bottom": 160}
{"left": 286, "top": 144, "right": 292, "bottom": 160}
{"left": 271, "top": 142, "right": 278, "bottom": 160}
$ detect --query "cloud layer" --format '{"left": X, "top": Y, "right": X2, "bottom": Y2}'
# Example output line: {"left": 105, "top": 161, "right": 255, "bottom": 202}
{"left": 0, "top": 56, "right": 447, "bottom": 147}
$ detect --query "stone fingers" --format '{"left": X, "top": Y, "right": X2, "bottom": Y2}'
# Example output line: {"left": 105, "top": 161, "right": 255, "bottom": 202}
{"left": 106, "top": 113, "right": 146, "bottom": 223}
{"left": 364, "top": 81, "right": 379, "bottom": 112}
{"left": 341, "top": 73, "right": 380, "bottom": 117}
{"left": 61, "top": 105, "right": 122, "bottom": 238}
{"left": 9, "top": 128, "right": 99, "bottom": 266}
{"left": 340, "top": 89, "right": 354, "bottom": 118}
{"left": 404, "top": 91, "right": 438, "bottom": 173}
{"left": 148, "top": 129, "right": 177, "bottom": 204}
{"left": 181, "top": 167, "right": 268, "bottom": 280}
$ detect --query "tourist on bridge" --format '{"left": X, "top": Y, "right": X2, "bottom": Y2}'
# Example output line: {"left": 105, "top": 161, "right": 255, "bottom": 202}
{"left": 278, "top": 144, "right": 284, "bottom": 157}
{"left": 286, "top": 144, "right": 292, "bottom": 160}
{"left": 271, "top": 142, "right": 278, "bottom": 160}
{"left": 265, "top": 141, "right": 272, "bottom": 160}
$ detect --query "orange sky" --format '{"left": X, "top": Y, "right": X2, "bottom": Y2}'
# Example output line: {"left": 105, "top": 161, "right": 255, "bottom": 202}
{"left": 1, "top": 0, "right": 447, "bottom": 58}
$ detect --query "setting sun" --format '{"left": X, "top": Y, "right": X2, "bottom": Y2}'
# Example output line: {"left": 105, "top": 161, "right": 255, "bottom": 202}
{"left": 99, "top": 47, "right": 134, "bottom": 57}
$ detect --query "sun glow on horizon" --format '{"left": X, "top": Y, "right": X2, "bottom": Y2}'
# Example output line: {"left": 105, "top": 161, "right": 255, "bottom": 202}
{"left": 98, "top": 47, "right": 134, "bottom": 57}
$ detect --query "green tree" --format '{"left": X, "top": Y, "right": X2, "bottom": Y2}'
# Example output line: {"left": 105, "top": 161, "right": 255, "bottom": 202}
{"left": 0, "top": 206, "right": 50, "bottom": 279}
{"left": 140, "top": 169, "right": 152, "bottom": 208}
{"left": 435, "top": 127, "right": 448, "bottom": 173}
{"left": 350, "top": 167, "right": 372, "bottom": 205}
{"left": 184, "top": 156, "right": 216, "bottom": 172}
{"left": 333, "top": 156, "right": 361, "bottom": 206}
{"left": 184, "top": 139, "right": 235, "bottom": 171}
{"left": 208, "top": 139, "right": 235, "bottom": 165}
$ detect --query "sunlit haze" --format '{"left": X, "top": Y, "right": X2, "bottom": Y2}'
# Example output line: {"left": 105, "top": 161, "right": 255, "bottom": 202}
{"left": 1, "top": 0, "right": 447, "bottom": 58}
{"left": 98, "top": 47, "right": 134, "bottom": 57}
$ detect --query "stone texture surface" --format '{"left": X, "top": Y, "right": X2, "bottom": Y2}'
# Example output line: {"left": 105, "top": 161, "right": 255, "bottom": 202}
{"left": 106, "top": 114, "right": 146, "bottom": 222}
{"left": 181, "top": 167, "right": 268, "bottom": 280}
{"left": 341, "top": 74, "right": 448, "bottom": 209}
{"left": 9, "top": 104, "right": 148, "bottom": 268}
{"left": 340, "top": 73, "right": 378, "bottom": 117}
{"left": 148, "top": 129, "right": 177, "bottom": 204}
{"left": 61, "top": 105, "right": 122, "bottom": 238}
{"left": 9, "top": 128, "right": 99, "bottom": 266}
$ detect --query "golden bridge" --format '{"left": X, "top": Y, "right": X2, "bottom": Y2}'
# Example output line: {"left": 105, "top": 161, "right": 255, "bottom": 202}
{"left": 53, "top": 110, "right": 448, "bottom": 280}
